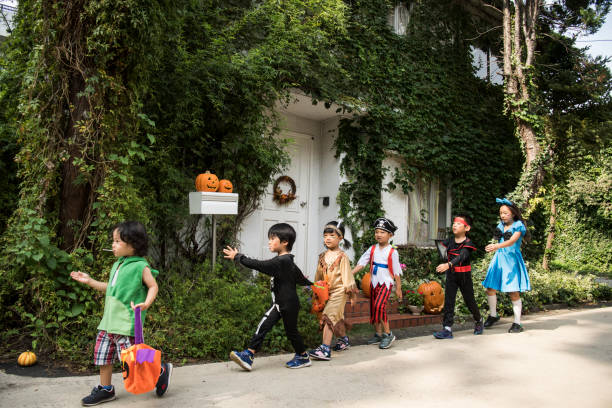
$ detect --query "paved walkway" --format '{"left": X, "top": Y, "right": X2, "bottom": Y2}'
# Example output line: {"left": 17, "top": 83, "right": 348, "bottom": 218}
{"left": 1, "top": 307, "right": 611, "bottom": 408}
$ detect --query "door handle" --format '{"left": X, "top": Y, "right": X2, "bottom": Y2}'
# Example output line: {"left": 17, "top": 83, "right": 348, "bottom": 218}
{"left": 300, "top": 201, "right": 307, "bottom": 208}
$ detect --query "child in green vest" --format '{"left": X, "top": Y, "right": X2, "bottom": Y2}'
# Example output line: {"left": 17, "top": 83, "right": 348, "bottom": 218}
{"left": 71, "top": 221, "right": 172, "bottom": 406}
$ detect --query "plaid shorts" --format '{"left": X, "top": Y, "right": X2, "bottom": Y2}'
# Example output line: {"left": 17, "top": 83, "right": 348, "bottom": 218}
{"left": 93, "top": 330, "right": 134, "bottom": 366}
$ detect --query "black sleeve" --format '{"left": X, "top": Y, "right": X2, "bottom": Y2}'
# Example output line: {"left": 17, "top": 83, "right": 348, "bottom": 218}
{"left": 449, "top": 247, "right": 473, "bottom": 266}
{"left": 235, "top": 254, "right": 279, "bottom": 278}
{"left": 293, "top": 264, "right": 314, "bottom": 287}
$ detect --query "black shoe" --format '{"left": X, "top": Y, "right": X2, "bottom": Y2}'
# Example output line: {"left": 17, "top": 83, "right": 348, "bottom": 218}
{"left": 156, "top": 362, "right": 173, "bottom": 397}
{"left": 483, "top": 315, "right": 500, "bottom": 328}
{"left": 508, "top": 323, "right": 524, "bottom": 333}
{"left": 81, "top": 385, "right": 116, "bottom": 406}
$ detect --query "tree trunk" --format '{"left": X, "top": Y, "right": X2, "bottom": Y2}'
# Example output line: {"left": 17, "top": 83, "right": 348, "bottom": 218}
{"left": 59, "top": 71, "right": 92, "bottom": 250}
{"left": 542, "top": 192, "right": 556, "bottom": 270}
{"left": 502, "top": 0, "right": 545, "bottom": 207}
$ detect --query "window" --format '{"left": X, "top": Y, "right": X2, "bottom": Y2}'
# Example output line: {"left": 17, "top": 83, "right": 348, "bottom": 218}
{"left": 382, "top": 157, "right": 452, "bottom": 247}
{"left": 405, "top": 178, "right": 450, "bottom": 245}
{"left": 388, "top": 2, "right": 413, "bottom": 36}
{"left": 0, "top": 2, "right": 16, "bottom": 38}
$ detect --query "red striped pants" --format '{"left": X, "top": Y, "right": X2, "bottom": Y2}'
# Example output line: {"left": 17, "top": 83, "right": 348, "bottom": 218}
{"left": 370, "top": 283, "right": 392, "bottom": 324}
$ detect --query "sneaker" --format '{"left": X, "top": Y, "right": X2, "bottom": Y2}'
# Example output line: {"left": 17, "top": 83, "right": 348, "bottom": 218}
{"left": 433, "top": 328, "right": 453, "bottom": 339}
{"left": 308, "top": 346, "right": 331, "bottom": 361}
{"left": 156, "top": 362, "right": 173, "bottom": 397}
{"left": 474, "top": 319, "right": 484, "bottom": 335}
{"left": 81, "top": 385, "right": 116, "bottom": 406}
{"left": 484, "top": 315, "right": 500, "bottom": 328}
{"left": 508, "top": 323, "right": 524, "bottom": 333}
{"left": 230, "top": 349, "right": 253, "bottom": 371}
{"left": 379, "top": 332, "right": 396, "bottom": 349}
{"left": 367, "top": 333, "right": 382, "bottom": 345}
{"left": 285, "top": 353, "right": 312, "bottom": 369}
{"left": 333, "top": 337, "right": 350, "bottom": 352}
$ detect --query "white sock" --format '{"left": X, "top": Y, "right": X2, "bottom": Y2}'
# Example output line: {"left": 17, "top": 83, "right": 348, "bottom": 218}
{"left": 512, "top": 299, "right": 522, "bottom": 324}
{"left": 487, "top": 295, "right": 497, "bottom": 317}
{"left": 444, "top": 326, "right": 452, "bottom": 332}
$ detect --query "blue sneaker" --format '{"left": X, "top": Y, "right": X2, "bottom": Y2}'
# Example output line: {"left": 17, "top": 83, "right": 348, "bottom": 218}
{"left": 285, "top": 353, "right": 312, "bottom": 369}
{"left": 308, "top": 345, "right": 331, "bottom": 361}
{"left": 474, "top": 319, "right": 484, "bottom": 335}
{"left": 433, "top": 328, "right": 453, "bottom": 339}
{"left": 230, "top": 349, "right": 253, "bottom": 371}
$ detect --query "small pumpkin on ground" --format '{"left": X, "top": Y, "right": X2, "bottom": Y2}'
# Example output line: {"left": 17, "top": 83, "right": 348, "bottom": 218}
{"left": 195, "top": 171, "right": 219, "bottom": 192}
{"left": 418, "top": 280, "right": 444, "bottom": 314}
{"left": 17, "top": 351, "right": 37, "bottom": 366}
{"left": 218, "top": 179, "right": 233, "bottom": 193}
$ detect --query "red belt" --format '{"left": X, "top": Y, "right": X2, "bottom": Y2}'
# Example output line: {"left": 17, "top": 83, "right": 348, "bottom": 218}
{"left": 454, "top": 265, "right": 471, "bottom": 272}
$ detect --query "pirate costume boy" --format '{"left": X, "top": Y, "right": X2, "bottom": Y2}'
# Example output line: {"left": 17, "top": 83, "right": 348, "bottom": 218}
{"left": 356, "top": 217, "right": 402, "bottom": 349}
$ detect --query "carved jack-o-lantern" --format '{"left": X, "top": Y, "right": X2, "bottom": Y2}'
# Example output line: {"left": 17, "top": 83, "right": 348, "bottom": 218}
{"left": 417, "top": 280, "right": 444, "bottom": 314}
{"left": 218, "top": 179, "right": 233, "bottom": 193}
{"left": 195, "top": 171, "right": 219, "bottom": 192}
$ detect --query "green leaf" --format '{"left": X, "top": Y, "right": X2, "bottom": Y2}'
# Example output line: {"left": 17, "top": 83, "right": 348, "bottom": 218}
{"left": 70, "top": 303, "right": 85, "bottom": 317}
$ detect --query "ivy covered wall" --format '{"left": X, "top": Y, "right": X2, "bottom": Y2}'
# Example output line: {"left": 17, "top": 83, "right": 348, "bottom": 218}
{"left": 0, "top": 0, "right": 609, "bottom": 364}
{"left": 331, "top": 0, "right": 521, "bottom": 253}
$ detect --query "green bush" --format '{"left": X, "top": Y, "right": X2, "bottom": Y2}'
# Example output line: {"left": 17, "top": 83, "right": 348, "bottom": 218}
{"left": 0, "top": 259, "right": 320, "bottom": 367}
{"left": 394, "top": 246, "right": 610, "bottom": 319}
{"left": 145, "top": 262, "right": 320, "bottom": 362}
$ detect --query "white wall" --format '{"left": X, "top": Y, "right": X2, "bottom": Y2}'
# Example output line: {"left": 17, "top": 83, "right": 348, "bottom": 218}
{"left": 381, "top": 156, "right": 409, "bottom": 245}
{"left": 238, "top": 112, "right": 324, "bottom": 278}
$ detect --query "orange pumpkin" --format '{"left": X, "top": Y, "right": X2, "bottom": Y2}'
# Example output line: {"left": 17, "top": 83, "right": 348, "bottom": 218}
{"left": 17, "top": 351, "right": 37, "bottom": 366}
{"left": 310, "top": 280, "right": 330, "bottom": 314}
{"left": 360, "top": 272, "right": 372, "bottom": 298}
{"left": 417, "top": 281, "right": 444, "bottom": 314}
{"left": 195, "top": 171, "right": 219, "bottom": 192}
{"left": 218, "top": 179, "right": 233, "bottom": 193}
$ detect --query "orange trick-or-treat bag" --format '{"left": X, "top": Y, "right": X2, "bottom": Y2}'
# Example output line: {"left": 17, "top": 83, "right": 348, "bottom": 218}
{"left": 310, "top": 280, "right": 330, "bottom": 314}
{"left": 120, "top": 307, "right": 162, "bottom": 394}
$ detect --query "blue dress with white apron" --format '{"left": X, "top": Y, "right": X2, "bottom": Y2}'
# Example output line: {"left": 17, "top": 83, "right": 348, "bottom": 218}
{"left": 482, "top": 220, "right": 531, "bottom": 292}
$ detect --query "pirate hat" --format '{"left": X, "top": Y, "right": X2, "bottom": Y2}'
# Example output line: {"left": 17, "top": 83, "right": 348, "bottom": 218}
{"left": 372, "top": 217, "right": 397, "bottom": 234}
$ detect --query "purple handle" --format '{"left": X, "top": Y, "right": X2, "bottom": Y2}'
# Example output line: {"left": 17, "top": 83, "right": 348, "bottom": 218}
{"left": 134, "top": 307, "right": 144, "bottom": 345}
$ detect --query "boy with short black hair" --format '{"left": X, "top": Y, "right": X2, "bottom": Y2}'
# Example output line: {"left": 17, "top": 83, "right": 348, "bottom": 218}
{"left": 223, "top": 222, "right": 314, "bottom": 370}
{"left": 433, "top": 214, "right": 483, "bottom": 339}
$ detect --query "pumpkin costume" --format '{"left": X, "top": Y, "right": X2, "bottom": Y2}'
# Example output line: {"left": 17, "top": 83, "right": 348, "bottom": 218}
{"left": 314, "top": 250, "right": 356, "bottom": 337}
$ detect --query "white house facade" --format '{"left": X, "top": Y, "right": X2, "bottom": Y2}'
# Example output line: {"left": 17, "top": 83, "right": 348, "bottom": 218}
{"left": 237, "top": 91, "right": 453, "bottom": 278}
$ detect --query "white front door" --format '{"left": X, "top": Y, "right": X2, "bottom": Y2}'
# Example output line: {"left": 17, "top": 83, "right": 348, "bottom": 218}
{"left": 259, "top": 132, "right": 312, "bottom": 270}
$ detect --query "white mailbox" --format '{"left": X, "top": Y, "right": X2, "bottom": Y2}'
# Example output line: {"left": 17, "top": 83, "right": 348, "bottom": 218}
{"left": 189, "top": 192, "right": 239, "bottom": 215}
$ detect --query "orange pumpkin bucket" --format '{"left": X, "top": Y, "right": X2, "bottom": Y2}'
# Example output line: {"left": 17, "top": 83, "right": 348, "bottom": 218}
{"left": 310, "top": 280, "right": 330, "bottom": 314}
{"left": 360, "top": 272, "right": 372, "bottom": 298}
{"left": 120, "top": 308, "right": 162, "bottom": 394}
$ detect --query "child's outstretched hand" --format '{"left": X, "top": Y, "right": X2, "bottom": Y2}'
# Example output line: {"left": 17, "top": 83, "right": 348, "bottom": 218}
{"left": 70, "top": 271, "right": 91, "bottom": 285}
{"left": 485, "top": 243, "right": 498, "bottom": 252}
{"left": 223, "top": 246, "right": 239, "bottom": 260}
{"left": 435, "top": 263, "right": 450, "bottom": 273}
{"left": 395, "top": 286, "right": 403, "bottom": 301}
